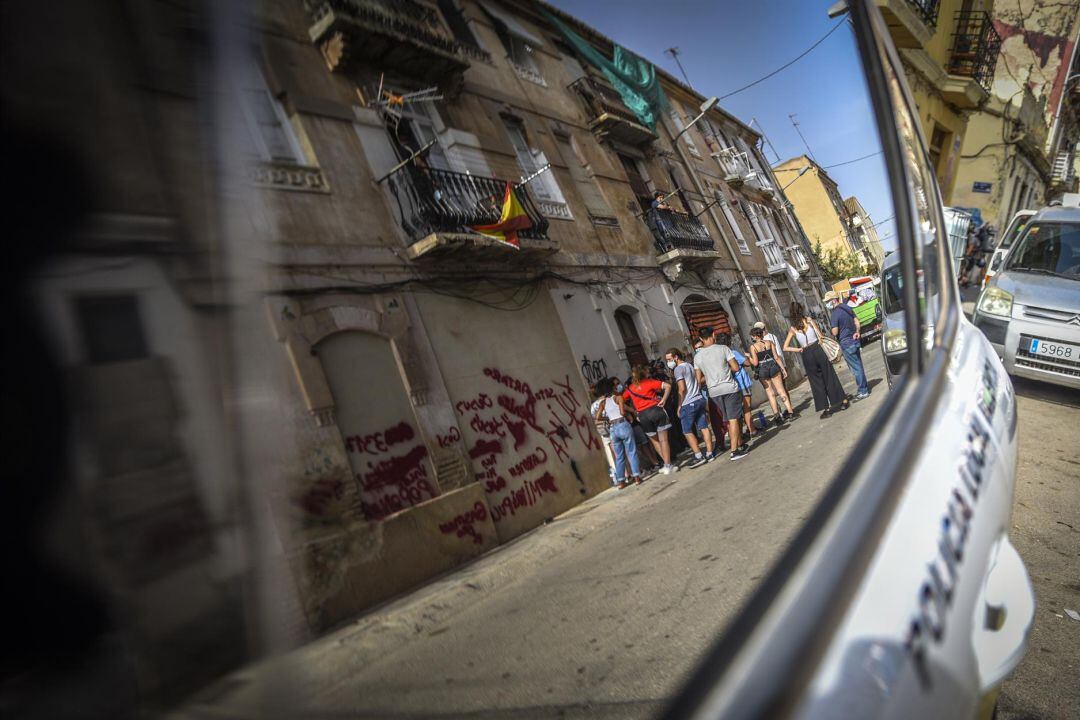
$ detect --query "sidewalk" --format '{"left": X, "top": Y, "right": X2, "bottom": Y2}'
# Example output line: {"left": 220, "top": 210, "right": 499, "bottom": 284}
{"left": 171, "top": 354, "right": 887, "bottom": 720}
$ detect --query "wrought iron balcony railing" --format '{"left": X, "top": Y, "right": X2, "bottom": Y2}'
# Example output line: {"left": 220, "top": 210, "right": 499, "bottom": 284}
{"left": 646, "top": 208, "right": 715, "bottom": 254}
{"left": 385, "top": 164, "right": 549, "bottom": 244}
{"left": 905, "top": 0, "right": 940, "bottom": 28}
{"left": 948, "top": 10, "right": 1002, "bottom": 93}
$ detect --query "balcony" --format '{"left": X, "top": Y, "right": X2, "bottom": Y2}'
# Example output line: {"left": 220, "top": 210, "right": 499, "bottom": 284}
{"left": 569, "top": 76, "right": 657, "bottom": 146}
{"left": 758, "top": 240, "right": 787, "bottom": 275}
{"left": 943, "top": 11, "right": 1001, "bottom": 108}
{"left": 1050, "top": 149, "right": 1079, "bottom": 194}
{"left": 875, "top": 0, "right": 939, "bottom": 48}
{"left": 305, "top": 0, "right": 475, "bottom": 88}
{"left": 646, "top": 207, "right": 717, "bottom": 263}
{"left": 786, "top": 244, "right": 811, "bottom": 273}
{"left": 385, "top": 164, "right": 556, "bottom": 261}
{"left": 715, "top": 148, "right": 773, "bottom": 200}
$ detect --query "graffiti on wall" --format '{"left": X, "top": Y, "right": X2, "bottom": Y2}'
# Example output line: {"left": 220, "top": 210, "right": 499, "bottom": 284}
{"left": 580, "top": 355, "right": 608, "bottom": 385}
{"left": 438, "top": 501, "right": 488, "bottom": 544}
{"left": 345, "top": 420, "right": 437, "bottom": 520}
{"left": 453, "top": 368, "right": 600, "bottom": 528}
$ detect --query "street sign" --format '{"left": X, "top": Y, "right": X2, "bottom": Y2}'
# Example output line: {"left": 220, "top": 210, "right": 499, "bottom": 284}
{"left": 972, "top": 181, "right": 992, "bottom": 193}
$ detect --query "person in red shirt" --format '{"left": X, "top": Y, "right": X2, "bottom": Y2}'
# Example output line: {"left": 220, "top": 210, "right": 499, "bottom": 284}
{"left": 623, "top": 364, "right": 677, "bottom": 475}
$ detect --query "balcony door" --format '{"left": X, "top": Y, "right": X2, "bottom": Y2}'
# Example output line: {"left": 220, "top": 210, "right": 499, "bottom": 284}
{"left": 386, "top": 97, "right": 451, "bottom": 170}
{"left": 613, "top": 308, "right": 649, "bottom": 368}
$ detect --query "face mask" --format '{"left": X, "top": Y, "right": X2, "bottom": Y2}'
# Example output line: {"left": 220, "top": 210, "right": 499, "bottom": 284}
{"left": 616, "top": 384, "right": 624, "bottom": 393}
{"left": 666, "top": 360, "right": 677, "bottom": 369}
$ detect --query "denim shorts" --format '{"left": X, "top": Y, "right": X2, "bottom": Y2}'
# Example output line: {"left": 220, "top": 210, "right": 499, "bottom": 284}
{"left": 678, "top": 397, "right": 709, "bottom": 434}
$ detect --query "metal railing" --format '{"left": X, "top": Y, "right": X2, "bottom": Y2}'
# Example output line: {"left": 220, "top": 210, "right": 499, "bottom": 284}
{"left": 306, "top": 0, "right": 478, "bottom": 63}
{"left": 948, "top": 10, "right": 1001, "bottom": 93}
{"left": 385, "top": 164, "right": 549, "bottom": 244}
{"left": 568, "top": 75, "right": 646, "bottom": 128}
{"left": 646, "top": 208, "right": 715, "bottom": 254}
{"left": 905, "top": 0, "right": 940, "bottom": 28}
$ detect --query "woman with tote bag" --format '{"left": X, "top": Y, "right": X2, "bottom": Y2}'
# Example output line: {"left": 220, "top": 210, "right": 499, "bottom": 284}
{"left": 783, "top": 302, "right": 849, "bottom": 418}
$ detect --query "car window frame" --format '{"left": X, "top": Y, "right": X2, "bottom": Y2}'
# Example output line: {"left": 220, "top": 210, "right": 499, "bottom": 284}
{"left": 660, "top": 2, "right": 961, "bottom": 718}
{"left": 1003, "top": 220, "right": 1080, "bottom": 277}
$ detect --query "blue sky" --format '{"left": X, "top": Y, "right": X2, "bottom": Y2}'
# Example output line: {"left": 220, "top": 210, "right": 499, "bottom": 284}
{"left": 547, "top": 0, "right": 897, "bottom": 250}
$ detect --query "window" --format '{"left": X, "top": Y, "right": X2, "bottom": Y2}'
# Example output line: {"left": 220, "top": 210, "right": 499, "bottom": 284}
{"left": 239, "top": 67, "right": 305, "bottom": 165}
{"left": 387, "top": 95, "right": 451, "bottom": 170}
{"left": 670, "top": 107, "right": 701, "bottom": 158}
{"left": 555, "top": 133, "right": 616, "bottom": 225}
{"left": 1005, "top": 222, "right": 1080, "bottom": 279}
{"left": 502, "top": 118, "right": 570, "bottom": 218}
{"left": 720, "top": 197, "right": 751, "bottom": 254}
{"left": 928, "top": 123, "right": 947, "bottom": 175}
{"left": 76, "top": 295, "right": 149, "bottom": 365}
{"left": 437, "top": 0, "right": 483, "bottom": 54}
{"left": 618, "top": 153, "right": 654, "bottom": 212}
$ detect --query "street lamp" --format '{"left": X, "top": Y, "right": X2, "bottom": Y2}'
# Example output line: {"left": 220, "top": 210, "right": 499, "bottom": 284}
{"left": 673, "top": 96, "right": 719, "bottom": 143}
{"left": 781, "top": 165, "right": 811, "bottom": 190}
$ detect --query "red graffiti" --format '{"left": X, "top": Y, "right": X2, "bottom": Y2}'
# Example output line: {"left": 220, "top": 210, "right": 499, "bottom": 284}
{"left": 501, "top": 414, "right": 528, "bottom": 450}
{"left": 439, "top": 501, "right": 489, "bottom": 545}
{"left": 292, "top": 477, "right": 345, "bottom": 517}
{"left": 345, "top": 421, "right": 415, "bottom": 455}
{"left": 455, "top": 393, "right": 493, "bottom": 415}
{"left": 360, "top": 478, "right": 436, "bottom": 521}
{"left": 490, "top": 472, "right": 559, "bottom": 523}
{"left": 483, "top": 367, "right": 532, "bottom": 397}
{"left": 508, "top": 446, "right": 548, "bottom": 478}
{"left": 359, "top": 445, "right": 429, "bottom": 493}
{"left": 470, "top": 413, "right": 506, "bottom": 438}
{"left": 469, "top": 438, "right": 503, "bottom": 459}
{"left": 484, "top": 477, "right": 507, "bottom": 493}
{"left": 436, "top": 426, "right": 462, "bottom": 448}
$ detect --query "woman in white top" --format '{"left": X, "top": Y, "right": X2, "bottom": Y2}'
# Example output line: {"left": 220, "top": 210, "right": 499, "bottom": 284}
{"left": 783, "top": 302, "right": 848, "bottom": 417}
{"left": 593, "top": 377, "right": 642, "bottom": 488}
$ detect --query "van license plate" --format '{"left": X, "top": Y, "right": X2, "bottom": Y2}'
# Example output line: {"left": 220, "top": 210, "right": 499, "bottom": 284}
{"left": 1029, "top": 338, "right": 1079, "bottom": 360}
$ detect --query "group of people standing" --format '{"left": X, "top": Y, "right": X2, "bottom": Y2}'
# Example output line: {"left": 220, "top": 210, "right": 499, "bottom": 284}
{"left": 591, "top": 299, "right": 872, "bottom": 489}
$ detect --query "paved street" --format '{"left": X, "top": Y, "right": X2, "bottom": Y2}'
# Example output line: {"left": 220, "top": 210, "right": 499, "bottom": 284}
{"left": 995, "top": 377, "right": 1080, "bottom": 720}
{"left": 173, "top": 342, "right": 1080, "bottom": 720}
{"left": 176, "top": 354, "right": 887, "bottom": 719}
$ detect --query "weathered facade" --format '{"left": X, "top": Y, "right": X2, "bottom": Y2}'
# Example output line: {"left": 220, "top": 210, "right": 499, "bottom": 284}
{"left": 876, "top": 0, "right": 1002, "bottom": 203}
{"left": 950, "top": 0, "right": 1080, "bottom": 226}
{"left": 843, "top": 196, "right": 887, "bottom": 273}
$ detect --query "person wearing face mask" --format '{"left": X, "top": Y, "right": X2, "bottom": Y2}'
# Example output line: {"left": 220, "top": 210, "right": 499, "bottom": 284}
{"left": 623, "top": 365, "right": 676, "bottom": 475}
{"left": 665, "top": 348, "right": 715, "bottom": 467}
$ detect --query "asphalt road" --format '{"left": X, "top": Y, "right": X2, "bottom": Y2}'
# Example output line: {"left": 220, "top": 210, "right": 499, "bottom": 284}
{"left": 174, "top": 353, "right": 887, "bottom": 720}
{"left": 996, "top": 376, "right": 1080, "bottom": 720}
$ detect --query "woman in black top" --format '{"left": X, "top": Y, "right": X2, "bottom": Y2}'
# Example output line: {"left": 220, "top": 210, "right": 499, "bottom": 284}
{"left": 748, "top": 327, "right": 795, "bottom": 425}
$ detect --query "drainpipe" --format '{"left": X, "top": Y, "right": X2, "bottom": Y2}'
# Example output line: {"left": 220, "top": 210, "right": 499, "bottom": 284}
{"left": 658, "top": 115, "right": 763, "bottom": 317}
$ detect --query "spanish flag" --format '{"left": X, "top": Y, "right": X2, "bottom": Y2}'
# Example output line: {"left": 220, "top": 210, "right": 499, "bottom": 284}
{"left": 469, "top": 182, "right": 532, "bottom": 249}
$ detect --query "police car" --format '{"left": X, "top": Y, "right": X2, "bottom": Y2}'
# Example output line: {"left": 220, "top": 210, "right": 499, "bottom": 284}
{"left": 662, "top": 2, "right": 1032, "bottom": 719}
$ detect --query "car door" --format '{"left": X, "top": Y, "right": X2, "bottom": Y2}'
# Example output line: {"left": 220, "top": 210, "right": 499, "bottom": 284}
{"left": 661, "top": 2, "right": 1030, "bottom": 719}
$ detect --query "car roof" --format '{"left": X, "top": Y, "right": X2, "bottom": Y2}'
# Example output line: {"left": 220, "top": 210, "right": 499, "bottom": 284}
{"left": 882, "top": 251, "right": 901, "bottom": 270}
{"left": 1029, "top": 205, "right": 1080, "bottom": 223}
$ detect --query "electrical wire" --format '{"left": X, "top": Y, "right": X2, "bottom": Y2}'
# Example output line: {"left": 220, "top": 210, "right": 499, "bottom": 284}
{"left": 823, "top": 150, "right": 883, "bottom": 169}
{"left": 718, "top": 21, "right": 847, "bottom": 100}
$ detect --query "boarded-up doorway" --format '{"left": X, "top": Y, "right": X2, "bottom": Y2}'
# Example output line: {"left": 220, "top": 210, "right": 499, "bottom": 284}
{"left": 614, "top": 308, "right": 649, "bottom": 367}
{"left": 680, "top": 295, "right": 731, "bottom": 342}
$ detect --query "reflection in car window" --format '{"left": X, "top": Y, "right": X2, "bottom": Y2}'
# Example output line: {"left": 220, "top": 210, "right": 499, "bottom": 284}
{"left": 1005, "top": 222, "right": 1080, "bottom": 279}
{"left": 874, "top": 30, "right": 950, "bottom": 362}
{"left": 1001, "top": 218, "right": 1030, "bottom": 249}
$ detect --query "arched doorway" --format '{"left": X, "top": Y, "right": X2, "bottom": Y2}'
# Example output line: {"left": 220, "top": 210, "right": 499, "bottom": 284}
{"left": 680, "top": 294, "right": 732, "bottom": 342}
{"left": 613, "top": 308, "right": 649, "bottom": 367}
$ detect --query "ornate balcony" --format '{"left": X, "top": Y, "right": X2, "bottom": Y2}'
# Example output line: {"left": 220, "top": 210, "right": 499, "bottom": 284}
{"left": 385, "top": 164, "right": 556, "bottom": 261}
{"left": 758, "top": 240, "right": 787, "bottom": 275}
{"left": 646, "top": 207, "right": 716, "bottom": 260}
{"left": 569, "top": 75, "right": 656, "bottom": 146}
{"left": 875, "top": 0, "right": 939, "bottom": 48}
{"left": 305, "top": 0, "right": 474, "bottom": 87}
{"left": 786, "top": 244, "right": 811, "bottom": 273}
{"left": 715, "top": 148, "right": 773, "bottom": 200}
{"left": 944, "top": 11, "right": 1001, "bottom": 107}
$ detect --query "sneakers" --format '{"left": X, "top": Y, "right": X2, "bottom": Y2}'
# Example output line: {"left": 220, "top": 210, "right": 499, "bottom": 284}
{"left": 660, "top": 464, "right": 679, "bottom": 475}
{"left": 730, "top": 445, "right": 750, "bottom": 461}
{"left": 706, "top": 452, "right": 720, "bottom": 462}
{"left": 855, "top": 392, "right": 870, "bottom": 400}
{"left": 687, "top": 455, "right": 708, "bottom": 469}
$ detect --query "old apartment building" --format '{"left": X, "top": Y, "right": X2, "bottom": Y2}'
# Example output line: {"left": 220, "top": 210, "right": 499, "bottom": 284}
{"left": 876, "top": 0, "right": 1003, "bottom": 203}
{"left": 949, "top": 0, "right": 1080, "bottom": 226}
{"left": 774, "top": 155, "right": 883, "bottom": 274}
{"left": 5, "top": 0, "right": 828, "bottom": 705}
